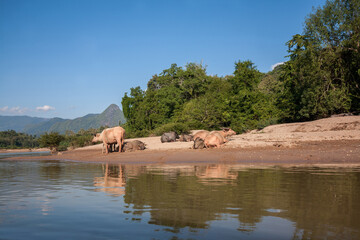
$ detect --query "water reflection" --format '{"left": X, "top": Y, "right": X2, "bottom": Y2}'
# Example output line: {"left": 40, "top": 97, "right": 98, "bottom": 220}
{"left": 94, "top": 164, "right": 126, "bottom": 196}
{"left": 0, "top": 160, "right": 359, "bottom": 240}
{"left": 93, "top": 164, "right": 360, "bottom": 239}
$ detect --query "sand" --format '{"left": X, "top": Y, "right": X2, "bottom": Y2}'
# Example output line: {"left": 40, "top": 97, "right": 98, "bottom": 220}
{"left": 3, "top": 115, "right": 360, "bottom": 166}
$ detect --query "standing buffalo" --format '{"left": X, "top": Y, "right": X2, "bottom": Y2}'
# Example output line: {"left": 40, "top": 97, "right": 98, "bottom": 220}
{"left": 160, "top": 131, "right": 179, "bottom": 143}
{"left": 92, "top": 126, "right": 125, "bottom": 154}
{"left": 108, "top": 143, "right": 117, "bottom": 152}
{"left": 122, "top": 140, "right": 146, "bottom": 152}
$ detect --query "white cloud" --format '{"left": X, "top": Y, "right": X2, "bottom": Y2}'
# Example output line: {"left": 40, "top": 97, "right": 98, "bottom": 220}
{"left": 0, "top": 106, "right": 29, "bottom": 114}
{"left": 36, "top": 105, "right": 55, "bottom": 112}
{"left": 271, "top": 62, "right": 284, "bottom": 71}
{"left": 0, "top": 106, "right": 9, "bottom": 112}
{"left": 0, "top": 105, "right": 56, "bottom": 115}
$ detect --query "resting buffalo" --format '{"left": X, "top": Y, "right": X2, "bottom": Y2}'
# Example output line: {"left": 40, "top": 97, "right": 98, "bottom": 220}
{"left": 160, "top": 131, "right": 179, "bottom": 143}
{"left": 92, "top": 126, "right": 125, "bottom": 154}
{"left": 193, "top": 137, "right": 206, "bottom": 149}
{"left": 210, "top": 128, "right": 236, "bottom": 138}
{"left": 204, "top": 128, "right": 236, "bottom": 148}
{"left": 122, "top": 140, "right": 146, "bottom": 152}
{"left": 192, "top": 130, "right": 210, "bottom": 140}
{"left": 204, "top": 132, "right": 227, "bottom": 148}
{"left": 179, "top": 133, "right": 193, "bottom": 142}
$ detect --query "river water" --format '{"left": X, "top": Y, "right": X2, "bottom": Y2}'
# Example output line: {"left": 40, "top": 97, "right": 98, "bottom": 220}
{"left": 0, "top": 151, "right": 51, "bottom": 159}
{"left": 0, "top": 160, "right": 359, "bottom": 239}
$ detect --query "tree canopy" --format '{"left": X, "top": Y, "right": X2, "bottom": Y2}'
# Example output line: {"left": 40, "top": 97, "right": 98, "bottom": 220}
{"left": 0, "top": 130, "right": 39, "bottom": 149}
{"left": 279, "top": 0, "right": 359, "bottom": 121}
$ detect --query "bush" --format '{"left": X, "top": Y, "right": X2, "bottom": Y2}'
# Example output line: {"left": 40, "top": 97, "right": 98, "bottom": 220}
{"left": 152, "top": 122, "right": 191, "bottom": 136}
{"left": 125, "top": 129, "right": 150, "bottom": 138}
{"left": 69, "top": 135, "right": 92, "bottom": 148}
{"left": 39, "top": 132, "right": 65, "bottom": 151}
{"left": 57, "top": 142, "right": 68, "bottom": 152}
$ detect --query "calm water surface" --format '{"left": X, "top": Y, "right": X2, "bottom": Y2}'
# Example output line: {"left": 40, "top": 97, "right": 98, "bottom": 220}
{"left": 0, "top": 151, "right": 51, "bottom": 159}
{"left": 0, "top": 160, "right": 359, "bottom": 240}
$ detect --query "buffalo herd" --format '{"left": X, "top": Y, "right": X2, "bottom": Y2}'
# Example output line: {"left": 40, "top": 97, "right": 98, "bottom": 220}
{"left": 92, "top": 126, "right": 236, "bottom": 154}
{"left": 160, "top": 128, "right": 236, "bottom": 149}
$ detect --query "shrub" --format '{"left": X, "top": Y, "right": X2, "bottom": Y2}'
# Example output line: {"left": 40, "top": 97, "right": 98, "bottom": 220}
{"left": 38, "top": 132, "right": 65, "bottom": 151}
{"left": 152, "top": 122, "right": 191, "bottom": 136}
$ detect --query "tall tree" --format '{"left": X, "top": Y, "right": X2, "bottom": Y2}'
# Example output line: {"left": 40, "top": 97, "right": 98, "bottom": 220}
{"left": 176, "top": 77, "right": 232, "bottom": 129}
{"left": 228, "top": 60, "right": 279, "bottom": 132}
{"left": 121, "top": 86, "right": 146, "bottom": 132}
{"left": 280, "top": 0, "right": 360, "bottom": 121}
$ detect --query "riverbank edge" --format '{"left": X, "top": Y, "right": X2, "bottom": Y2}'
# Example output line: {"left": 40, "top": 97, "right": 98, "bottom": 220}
{"left": 3, "top": 140, "right": 360, "bottom": 168}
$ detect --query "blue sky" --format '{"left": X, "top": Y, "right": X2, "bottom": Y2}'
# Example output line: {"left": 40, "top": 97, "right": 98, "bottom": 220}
{"left": 0, "top": 0, "right": 326, "bottom": 119}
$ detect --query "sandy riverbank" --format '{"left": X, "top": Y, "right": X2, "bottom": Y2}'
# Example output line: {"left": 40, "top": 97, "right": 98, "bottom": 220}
{"left": 3, "top": 115, "right": 360, "bottom": 166}
{"left": 0, "top": 148, "right": 50, "bottom": 153}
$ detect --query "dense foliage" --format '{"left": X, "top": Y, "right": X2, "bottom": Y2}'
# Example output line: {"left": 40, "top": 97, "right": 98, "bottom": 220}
{"left": 122, "top": 0, "right": 359, "bottom": 137}
{"left": 39, "top": 127, "right": 108, "bottom": 151}
{"left": 38, "top": 132, "right": 65, "bottom": 151}
{"left": 278, "top": 0, "right": 360, "bottom": 121}
{"left": 58, "top": 127, "right": 107, "bottom": 151}
{"left": 0, "top": 130, "right": 39, "bottom": 149}
{"left": 0, "top": 127, "right": 107, "bottom": 151}
{"left": 122, "top": 61, "right": 280, "bottom": 136}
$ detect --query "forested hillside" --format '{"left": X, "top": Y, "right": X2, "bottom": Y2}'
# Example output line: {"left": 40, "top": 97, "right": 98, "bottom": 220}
{"left": 41, "top": 104, "right": 126, "bottom": 135}
{"left": 0, "top": 104, "right": 126, "bottom": 136}
{"left": 121, "top": 0, "right": 359, "bottom": 137}
{"left": 0, "top": 116, "right": 48, "bottom": 132}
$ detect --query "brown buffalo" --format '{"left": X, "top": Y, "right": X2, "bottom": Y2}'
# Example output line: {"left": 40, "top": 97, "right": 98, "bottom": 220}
{"left": 210, "top": 128, "right": 236, "bottom": 138}
{"left": 192, "top": 130, "right": 210, "bottom": 140}
{"left": 204, "top": 132, "right": 227, "bottom": 148}
{"left": 92, "top": 126, "right": 125, "bottom": 154}
{"left": 204, "top": 128, "right": 236, "bottom": 148}
{"left": 179, "top": 133, "right": 193, "bottom": 142}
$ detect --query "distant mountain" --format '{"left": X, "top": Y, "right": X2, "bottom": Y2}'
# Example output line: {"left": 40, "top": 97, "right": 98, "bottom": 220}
{"left": 0, "top": 115, "right": 48, "bottom": 132}
{"left": 23, "top": 117, "right": 69, "bottom": 135}
{"left": 0, "top": 104, "right": 126, "bottom": 136}
{"left": 43, "top": 104, "right": 126, "bottom": 135}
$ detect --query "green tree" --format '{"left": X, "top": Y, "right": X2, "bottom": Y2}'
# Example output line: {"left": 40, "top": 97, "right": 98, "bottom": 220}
{"left": 279, "top": 0, "right": 360, "bottom": 121}
{"left": 0, "top": 130, "right": 39, "bottom": 149}
{"left": 39, "top": 132, "right": 65, "bottom": 151}
{"left": 176, "top": 77, "right": 232, "bottom": 129}
{"left": 229, "top": 60, "right": 263, "bottom": 93}
{"left": 227, "top": 60, "right": 280, "bottom": 132}
{"left": 122, "top": 63, "right": 212, "bottom": 135}
{"left": 178, "top": 63, "right": 209, "bottom": 100}
{"left": 121, "top": 86, "right": 146, "bottom": 134}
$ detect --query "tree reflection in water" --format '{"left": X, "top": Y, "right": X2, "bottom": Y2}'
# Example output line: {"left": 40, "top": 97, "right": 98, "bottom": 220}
{"left": 93, "top": 164, "right": 360, "bottom": 239}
